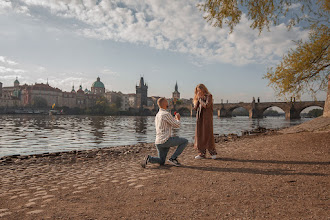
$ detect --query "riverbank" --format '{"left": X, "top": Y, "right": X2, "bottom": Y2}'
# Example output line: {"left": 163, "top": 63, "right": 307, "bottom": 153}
{"left": 0, "top": 118, "right": 329, "bottom": 219}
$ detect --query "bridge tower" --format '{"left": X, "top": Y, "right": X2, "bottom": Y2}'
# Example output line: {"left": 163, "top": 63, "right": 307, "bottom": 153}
{"left": 249, "top": 97, "right": 263, "bottom": 118}
{"left": 285, "top": 100, "right": 301, "bottom": 119}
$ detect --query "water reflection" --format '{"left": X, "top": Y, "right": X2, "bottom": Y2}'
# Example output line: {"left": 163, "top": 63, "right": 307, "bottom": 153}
{"left": 250, "top": 118, "right": 261, "bottom": 129}
{"left": 134, "top": 116, "right": 147, "bottom": 134}
{"left": 90, "top": 117, "right": 105, "bottom": 144}
{"left": 0, "top": 115, "right": 311, "bottom": 157}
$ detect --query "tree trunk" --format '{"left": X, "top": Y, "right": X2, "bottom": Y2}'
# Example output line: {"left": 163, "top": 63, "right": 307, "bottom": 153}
{"left": 323, "top": 75, "right": 330, "bottom": 117}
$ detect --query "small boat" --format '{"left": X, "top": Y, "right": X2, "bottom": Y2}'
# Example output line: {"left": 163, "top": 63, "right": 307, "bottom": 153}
{"left": 49, "top": 110, "right": 60, "bottom": 115}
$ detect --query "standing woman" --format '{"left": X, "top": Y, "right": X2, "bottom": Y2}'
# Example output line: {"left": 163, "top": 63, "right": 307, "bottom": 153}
{"left": 193, "top": 84, "right": 217, "bottom": 159}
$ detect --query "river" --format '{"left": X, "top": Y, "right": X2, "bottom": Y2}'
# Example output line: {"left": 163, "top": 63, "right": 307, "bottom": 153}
{"left": 0, "top": 115, "right": 311, "bottom": 157}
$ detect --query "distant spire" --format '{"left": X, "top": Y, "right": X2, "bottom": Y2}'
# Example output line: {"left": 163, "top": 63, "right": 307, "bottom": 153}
{"left": 47, "top": 78, "right": 49, "bottom": 85}
{"left": 139, "top": 76, "right": 144, "bottom": 87}
{"left": 175, "top": 81, "right": 178, "bottom": 92}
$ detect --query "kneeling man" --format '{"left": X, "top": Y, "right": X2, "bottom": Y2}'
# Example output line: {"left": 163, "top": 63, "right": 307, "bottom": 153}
{"left": 141, "top": 97, "right": 188, "bottom": 167}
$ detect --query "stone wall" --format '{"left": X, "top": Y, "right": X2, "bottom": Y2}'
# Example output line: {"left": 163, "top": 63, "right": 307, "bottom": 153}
{"left": 323, "top": 75, "right": 330, "bottom": 117}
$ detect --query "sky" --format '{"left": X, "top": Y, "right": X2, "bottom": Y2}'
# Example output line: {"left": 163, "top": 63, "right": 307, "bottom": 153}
{"left": 0, "top": 0, "right": 327, "bottom": 103}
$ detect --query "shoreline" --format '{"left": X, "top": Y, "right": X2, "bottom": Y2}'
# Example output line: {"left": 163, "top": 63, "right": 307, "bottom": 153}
{"left": 1, "top": 116, "right": 328, "bottom": 164}
{"left": 0, "top": 126, "right": 279, "bottom": 164}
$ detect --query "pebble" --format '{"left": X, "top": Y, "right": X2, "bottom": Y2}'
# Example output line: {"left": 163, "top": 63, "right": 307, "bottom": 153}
{"left": 29, "top": 198, "right": 41, "bottom": 202}
{"left": 49, "top": 188, "right": 58, "bottom": 192}
{"left": 77, "top": 186, "right": 87, "bottom": 190}
{"left": 25, "top": 202, "right": 36, "bottom": 207}
{"left": 27, "top": 210, "right": 44, "bottom": 215}
{"left": 139, "top": 177, "right": 149, "bottom": 180}
{"left": 0, "top": 212, "right": 12, "bottom": 217}
{"left": 42, "top": 195, "right": 55, "bottom": 199}
{"left": 43, "top": 199, "right": 55, "bottom": 203}
{"left": 90, "top": 187, "right": 100, "bottom": 190}
{"left": 19, "top": 193, "right": 30, "bottom": 197}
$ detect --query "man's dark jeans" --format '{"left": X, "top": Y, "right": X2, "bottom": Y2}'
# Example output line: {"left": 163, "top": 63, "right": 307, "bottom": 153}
{"left": 149, "top": 136, "right": 188, "bottom": 165}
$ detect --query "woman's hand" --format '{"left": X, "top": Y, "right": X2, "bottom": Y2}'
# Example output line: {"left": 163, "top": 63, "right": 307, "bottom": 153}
{"left": 197, "top": 92, "right": 204, "bottom": 99}
{"left": 199, "top": 94, "right": 212, "bottom": 109}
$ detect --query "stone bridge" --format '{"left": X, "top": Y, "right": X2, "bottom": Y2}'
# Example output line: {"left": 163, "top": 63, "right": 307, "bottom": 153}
{"left": 168, "top": 100, "right": 325, "bottom": 119}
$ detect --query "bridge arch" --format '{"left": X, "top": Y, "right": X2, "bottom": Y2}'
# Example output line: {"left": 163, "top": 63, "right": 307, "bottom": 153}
{"left": 261, "top": 106, "right": 285, "bottom": 117}
{"left": 259, "top": 104, "right": 286, "bottom": 114}
{"left": 231, "top": 106, "right": 249, "bottom": 117}
{"left": 216, "top": 106, "right": 250, "bottom": 117}
{"left": 299, "top": 106, "right": 324, "bottom": 117}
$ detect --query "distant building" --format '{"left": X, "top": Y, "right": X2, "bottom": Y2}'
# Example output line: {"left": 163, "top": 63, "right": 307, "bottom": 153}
{"left": 0, "top": 78, "right": 23, "bottom": 107}
{"left": 105, "top": 91, "right": 129, "bottom": 111}
{"left": 121, "top": 94, "right": 129, "bottom": 111}
{"left": 0, "top": 77, "right": 101, "bottom": 109}
{"left": 172, "top": 81, "right": 180, "bottom": 100}
{"left": 0, "top": 76, "right": 184, "bottom": 113}
{"left": 128, "top": 93, "right": 137, "bottom": 108}
{"left": 147, "top": 97, "right": 154, "bottom": 107}
{"left": 136, "top": 77, "right": 148, "bottom": 108}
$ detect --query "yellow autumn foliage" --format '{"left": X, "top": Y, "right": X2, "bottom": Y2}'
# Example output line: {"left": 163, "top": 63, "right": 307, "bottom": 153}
{"left": 199, "top": 0, "right": 329, "bottom": 99}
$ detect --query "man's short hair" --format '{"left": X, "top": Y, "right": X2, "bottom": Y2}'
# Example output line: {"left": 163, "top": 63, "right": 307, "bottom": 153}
{"left": 157, "top": 97, "right": 167, "bottom": 108}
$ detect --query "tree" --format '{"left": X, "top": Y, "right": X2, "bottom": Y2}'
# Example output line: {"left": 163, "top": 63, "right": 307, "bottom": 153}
{"left": 308, "top": 108, "right": 323, "bottom": 117}
{"left": 86, "top": 96, "right": 120, "bottom": 115}
{"left": 198, "top": 0, "right": 329, "bottom": 100}
{"left": 115, "top": 96, "right": 122, "bottom": 109}
{"left": 232, "top": 107, "right": 249, "bottom": 116}
{"left": 176, "top": 100, "right": 182, "bottom": 105}
{"left": 263, "top": 109, "right": 280, "bottom": 116}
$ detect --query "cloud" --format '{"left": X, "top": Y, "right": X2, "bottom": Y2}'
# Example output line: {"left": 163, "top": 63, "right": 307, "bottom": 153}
{"left": 43, "top": 76, "right": 93, "bottom": 91}
{"left": 3, "top": 0, "right": 308, "bottom": 67}
{"left": 0, "top": 56, "right": 18, "bottom": 65}
{"left": 0, "top": 0, "right": 29, "bottom": 15}
{"left": 100, "top": 68, "right": 118, "bottom": 77}
{"left": 0, "top": 66, "right": 25, "bottom": 73}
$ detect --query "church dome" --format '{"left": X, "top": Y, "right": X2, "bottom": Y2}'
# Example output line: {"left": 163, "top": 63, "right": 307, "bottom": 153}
{"left": 14, "top": 78, "right": 20, "bottom": 85}
{"left": 92, "top": 77, "right": 105, "bottom": 88}
{"left": 77, "top": 85, "right": 84, "bottom": 94}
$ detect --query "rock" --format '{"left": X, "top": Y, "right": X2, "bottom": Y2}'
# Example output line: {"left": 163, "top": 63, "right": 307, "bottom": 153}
{"left": 49, "top": 152, "right": 60, "bottom": 157}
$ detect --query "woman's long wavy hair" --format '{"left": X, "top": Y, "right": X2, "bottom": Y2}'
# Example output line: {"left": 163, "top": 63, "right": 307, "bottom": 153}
{"left": 193, "top": 84, "right": 210, "bottom": 106}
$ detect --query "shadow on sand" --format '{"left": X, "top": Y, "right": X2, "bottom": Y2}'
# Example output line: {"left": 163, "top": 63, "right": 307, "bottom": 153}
{"left": 145, "top": 157, "right": 329, "bottom": 176}
{"left": 215, "top": 157, "right": 330, "bottom": 166}
{"left": 180, "top": 165, "right": 327, "bottom": 176}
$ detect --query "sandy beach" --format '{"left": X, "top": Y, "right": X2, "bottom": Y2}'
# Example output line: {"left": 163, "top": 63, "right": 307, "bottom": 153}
{"left": 0, "top": 117, "right": 329, "bottom": 219}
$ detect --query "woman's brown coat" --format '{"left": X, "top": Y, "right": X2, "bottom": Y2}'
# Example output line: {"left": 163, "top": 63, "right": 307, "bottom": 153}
{"left": 194, "top": 94, "right": 217, "bottom": 156}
